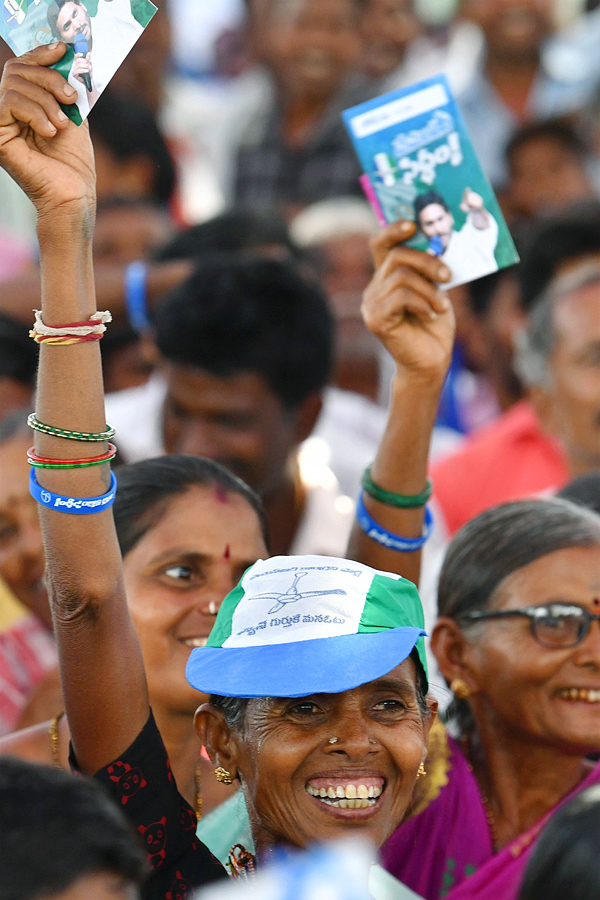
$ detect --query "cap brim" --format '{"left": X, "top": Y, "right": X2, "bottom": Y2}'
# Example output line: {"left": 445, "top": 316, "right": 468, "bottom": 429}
{"left": 186, "top": 627, "right": 426, "bottom": 698}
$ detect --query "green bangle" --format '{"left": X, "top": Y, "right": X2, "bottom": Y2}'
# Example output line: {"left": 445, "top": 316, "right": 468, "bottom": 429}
{"left": 362, "top": 466, "right": 433, "bottom": 508}
{"left": 27, "top": 414, "right": 116, "bottom": 443}
{"left": 27, "top": 456, "right": 117, "bottom": 470}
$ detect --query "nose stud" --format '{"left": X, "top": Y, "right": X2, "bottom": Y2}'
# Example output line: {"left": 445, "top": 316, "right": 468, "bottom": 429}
{"left": 208, "top": 601, "right": 218, "bottom": 616}
{"left": 369, "top": 739, "right": 377, "bottom": 745}
{"left": 328, "top": 737, "right": 338, "bottom": 744}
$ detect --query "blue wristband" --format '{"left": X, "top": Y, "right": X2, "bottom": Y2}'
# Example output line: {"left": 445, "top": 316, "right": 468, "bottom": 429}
{"left": 124, "top": 261, "right": 150, "bottom": 332}
{"left": 356, "top": 492, "right": 433, "bottom": 551}
{"left": 30, "top": 469, "right": 117, "bottom": 515}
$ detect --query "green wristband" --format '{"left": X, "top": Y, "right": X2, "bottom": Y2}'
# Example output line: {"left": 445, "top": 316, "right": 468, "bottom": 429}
{"left": 27, "top": 414, "right": 116, "bottom": 443}
{"left": 27, "top": 456, "right": 116, "bottom": 470}
{"left": 362, "top": 466, "right": 433, "bottom": 508}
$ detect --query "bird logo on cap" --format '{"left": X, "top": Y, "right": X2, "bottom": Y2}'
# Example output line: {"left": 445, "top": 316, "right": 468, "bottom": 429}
{"left": 253, "top": 571, "right": 346, "bottom": 615}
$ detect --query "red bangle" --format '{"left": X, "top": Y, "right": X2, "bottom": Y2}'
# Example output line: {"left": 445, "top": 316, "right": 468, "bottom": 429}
{"left": 27, "top": 444, "right": 117, "bottom": 466}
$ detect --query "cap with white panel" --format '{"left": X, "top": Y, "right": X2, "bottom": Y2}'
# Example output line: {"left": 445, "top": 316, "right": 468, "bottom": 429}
{"left": 186, "top": 555, "right": 428, "bottom": 698}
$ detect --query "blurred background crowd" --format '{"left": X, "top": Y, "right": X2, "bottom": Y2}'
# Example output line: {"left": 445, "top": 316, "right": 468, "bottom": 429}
{"left": 0, "top": 1, "right": 599, "bottom": 896}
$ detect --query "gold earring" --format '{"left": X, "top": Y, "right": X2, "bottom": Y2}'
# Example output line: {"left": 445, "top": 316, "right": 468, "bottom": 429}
{"left": 215, "top": 766, "right": 233, "bottom": 784}
{"left": 450, "top": 678, "right": 471, "bottom": 700}
{"left": 417, "top": 762, "right": 427, "bottom": 778}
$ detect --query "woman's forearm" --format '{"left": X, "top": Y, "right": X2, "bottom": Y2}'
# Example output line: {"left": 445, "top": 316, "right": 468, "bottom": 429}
{"left": 347, "top": 371, "right": 444, "bottom": 586}
{"left": 34, "top": 209, "right": 150, "bottom": 773}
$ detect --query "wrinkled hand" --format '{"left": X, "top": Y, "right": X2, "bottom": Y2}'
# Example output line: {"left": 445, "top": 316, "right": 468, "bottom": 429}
{"left": 362, "top": 220, "right": 456, "bottom": 384}
{"left": 460, "top": 187, "right": 484, "bottom": 213}
{"left": 0, "top": 44, "right": 95, "bottom": 222}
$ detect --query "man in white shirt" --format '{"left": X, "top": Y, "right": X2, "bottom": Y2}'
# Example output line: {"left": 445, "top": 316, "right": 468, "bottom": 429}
{"left": 414, "top": 187, "right": 499, "bottom": 288}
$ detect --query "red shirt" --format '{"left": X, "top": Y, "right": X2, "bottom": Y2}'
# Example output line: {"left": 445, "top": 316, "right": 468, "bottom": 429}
{"left": 431, "top": 401, "right": 570, "bottom": 538}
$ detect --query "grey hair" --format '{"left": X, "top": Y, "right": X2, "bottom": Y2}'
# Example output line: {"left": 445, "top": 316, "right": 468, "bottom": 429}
{"left": 515, "top": 260, "right": 600, "bottom": 388}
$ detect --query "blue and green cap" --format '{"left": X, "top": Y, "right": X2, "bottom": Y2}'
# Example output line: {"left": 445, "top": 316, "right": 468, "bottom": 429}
{"left": 186, "top": 555, "right": 428, "bottom": 698}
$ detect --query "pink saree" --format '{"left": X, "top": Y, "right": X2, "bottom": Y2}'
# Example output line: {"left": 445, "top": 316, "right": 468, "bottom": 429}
{"left": 381, "top": 723, "right": 600, "bottom": 900}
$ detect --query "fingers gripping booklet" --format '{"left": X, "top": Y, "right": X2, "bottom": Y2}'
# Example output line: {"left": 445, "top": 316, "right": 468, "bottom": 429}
{"left": 342, "top": 75, "right": 519, "bottom": 290}
{"left": 1, "top": 0, "right": 157, "bottom": 124}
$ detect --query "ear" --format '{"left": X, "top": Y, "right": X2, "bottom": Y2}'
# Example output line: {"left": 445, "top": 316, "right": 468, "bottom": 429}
{"left": 291, "top": 391, "right": 323, "bottom": 445}
{"left": 430, "top": 617, "right": 480, "bottom": 695}
{"left": 194, "top": 703, "right": 240, "bottom": 778}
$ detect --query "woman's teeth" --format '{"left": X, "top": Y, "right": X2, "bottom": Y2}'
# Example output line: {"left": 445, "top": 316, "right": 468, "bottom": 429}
{"left": 558, "top": 688, "right": 600, "bottom": 703}
{"left": 306, "top": 782, "right": 382, "bottom": 808}
{"left": 183, "top": 637, "right": 207, "bottom": 648}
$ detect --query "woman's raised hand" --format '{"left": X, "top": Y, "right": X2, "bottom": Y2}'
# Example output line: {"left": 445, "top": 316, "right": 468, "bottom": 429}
{"left": 0, "top": 44, "right": 95, "bottom": 221}
{"left": 362, "top": 220, "right": 456, "bottom": 386}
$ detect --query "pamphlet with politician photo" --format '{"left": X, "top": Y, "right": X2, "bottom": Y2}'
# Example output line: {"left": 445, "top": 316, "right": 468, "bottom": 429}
{"left": 342, "top": 74, "right": 519, "bottom": 290}
{"left": 1, "top": 0, "right": 157, "bottom": 123}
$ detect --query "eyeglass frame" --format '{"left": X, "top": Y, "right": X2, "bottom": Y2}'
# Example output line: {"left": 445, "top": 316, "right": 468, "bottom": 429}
{"left": 457, "top": 602, "right": 600, "bottom": 649}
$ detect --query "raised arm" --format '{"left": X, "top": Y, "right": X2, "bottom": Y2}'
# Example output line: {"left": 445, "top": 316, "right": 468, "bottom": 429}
{"left": 0, "top": 45, "right": 149, "bottom": 773}
{"left": 0, "top": 259, "right": 191, "bottom": 325}
{"left": 346, "top": 221, "right": 455, "bottom": 585}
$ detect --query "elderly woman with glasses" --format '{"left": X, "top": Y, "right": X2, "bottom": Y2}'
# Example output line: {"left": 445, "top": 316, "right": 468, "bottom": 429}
{"left": 372, "top": 495, "right": 600, "bottom": 900}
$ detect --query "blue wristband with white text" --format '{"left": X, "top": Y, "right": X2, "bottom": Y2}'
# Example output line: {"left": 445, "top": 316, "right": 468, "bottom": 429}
{"left": 356, "top": 492, "right": 433, "bottom": 551}
{"left": 30, "top": 469, "right": 117, "bottom": 515}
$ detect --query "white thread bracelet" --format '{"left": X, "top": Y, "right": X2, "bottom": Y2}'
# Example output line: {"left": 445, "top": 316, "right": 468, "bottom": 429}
{"left": 31, "top": 310, "right": 112, "bottom": 338}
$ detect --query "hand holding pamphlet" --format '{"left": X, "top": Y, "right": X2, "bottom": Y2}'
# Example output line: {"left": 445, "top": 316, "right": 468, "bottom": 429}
{"left": 342, "top": 75, "right": 519, "bottom": 289}
{"left": 0, "top": 0, "right": 157, "bottom": 123}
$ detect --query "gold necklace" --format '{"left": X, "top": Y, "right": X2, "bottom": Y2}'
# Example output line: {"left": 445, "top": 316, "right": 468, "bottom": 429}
{"left": 461, "top": 736, "right": 499, "bottom": 851}
{"left": 195, "top": 760, "right": 203, "bottom": 821}
{"left": 49, "top": 711, "right": 65, "bottom": 768}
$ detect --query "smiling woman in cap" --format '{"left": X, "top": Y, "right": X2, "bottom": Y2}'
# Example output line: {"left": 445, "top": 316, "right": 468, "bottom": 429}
{"left": 190, "top": 554, "right": 434, "bottom": 877}
{"left": 0, "top": 45, "right": 454, "bottom": 900}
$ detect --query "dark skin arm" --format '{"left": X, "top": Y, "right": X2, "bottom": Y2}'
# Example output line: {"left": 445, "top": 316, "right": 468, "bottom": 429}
{"left": 0, "top": 44, "right": 149, "bottom": 773}
{"left": 346, "top": 222, "right": 455, "bottom": 586}
{"left": 0, "top": 259, "right": 191, "bottom": 325}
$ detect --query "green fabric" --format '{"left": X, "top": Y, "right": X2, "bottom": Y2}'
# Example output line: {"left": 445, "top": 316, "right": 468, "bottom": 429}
{"left": 206, "top": 580, "right": 246, "bottom": 648}
{"left": 197, "top": 789, "right": 255, "bottom": 867}
{"left": 359, "top": 573, "right": 428, "bottom": 684}
{"left": 51, "top": 46, "right": 82, "bottom": 126}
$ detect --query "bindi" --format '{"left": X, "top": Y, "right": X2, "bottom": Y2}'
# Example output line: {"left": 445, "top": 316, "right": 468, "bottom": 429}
{"left": 215, "top": 486, "right": 229, "bottom": 504}
{"left": 224, "top": 544, "right": 231, "bottom": 560}
{"left": 593, "top": 598, "right": 600, "bottom": 608}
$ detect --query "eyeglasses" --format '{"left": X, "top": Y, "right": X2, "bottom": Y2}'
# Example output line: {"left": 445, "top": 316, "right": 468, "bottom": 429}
{"left": 458, "top": 603, "right": 600, "bottom": 649}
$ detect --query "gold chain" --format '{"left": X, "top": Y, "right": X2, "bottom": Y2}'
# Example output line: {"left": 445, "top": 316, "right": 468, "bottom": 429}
{"left": 461, "top": 737, "right": 499, "bottom": 851}
{"left": 195, "top": 760, "right": 203, "bottom": 821}
{"left": 49, "top": 711, "right": 64, "bottom": 767}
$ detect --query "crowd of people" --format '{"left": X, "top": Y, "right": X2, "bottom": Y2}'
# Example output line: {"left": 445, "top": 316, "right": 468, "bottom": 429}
{"left": 0, "top": 1, "right": 598, "bottom": 899}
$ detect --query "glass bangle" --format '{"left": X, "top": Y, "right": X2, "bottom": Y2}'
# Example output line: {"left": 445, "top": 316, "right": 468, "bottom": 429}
{"left": 27, "top": 414, "right": 116, "bottom": 442}
{"left": 362, "top": 466, "right": 433, "bottom": 508}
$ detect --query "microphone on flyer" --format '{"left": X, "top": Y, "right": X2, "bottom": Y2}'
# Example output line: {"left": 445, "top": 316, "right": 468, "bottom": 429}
{"left": 73, "top": 34, "right": 92, "bottom": 92}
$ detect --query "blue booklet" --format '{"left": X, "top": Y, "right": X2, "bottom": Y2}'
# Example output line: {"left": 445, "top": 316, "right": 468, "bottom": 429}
{"left": 342, "top": 74, "right": 519, "bottom": 289}
{"left": 1, "top": 0, "right": 157, "bottom": 124}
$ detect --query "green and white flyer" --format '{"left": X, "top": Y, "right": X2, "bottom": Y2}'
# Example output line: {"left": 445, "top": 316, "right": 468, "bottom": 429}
{"left": 343, "top": 75, "right": 519, "bottom": 289}
{"left": 0, "top": 0, "right": 157, "bottom": 124}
